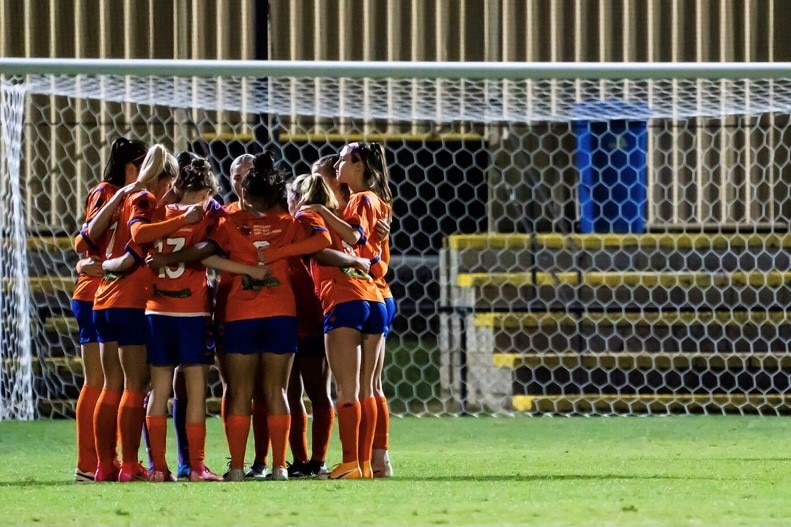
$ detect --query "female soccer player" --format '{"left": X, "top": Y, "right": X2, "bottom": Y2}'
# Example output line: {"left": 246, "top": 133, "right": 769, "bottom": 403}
{"left": 91, "top": 144, "right": 200, "bottom": 482}
{"left": 71, "top": 136, "right": 147, "bottom": 482}
{"left": 211, "top": 152, "right": 330, "bottom": 481}
{"left": 304, "top": 143, "right": 392, "bottom": 478}
{"left": 299, "top": 143, "right": 391, "bottom": 479}
{"left": 142, "top": 156, "right": 226, "bottom": 482}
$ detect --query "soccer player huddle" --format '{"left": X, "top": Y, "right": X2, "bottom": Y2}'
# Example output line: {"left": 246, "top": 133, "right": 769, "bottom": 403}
{"left": 71, "top": 137, "right": 395, "bottom": 482}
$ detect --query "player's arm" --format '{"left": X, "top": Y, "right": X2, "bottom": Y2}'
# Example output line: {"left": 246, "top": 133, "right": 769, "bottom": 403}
{"left": 313, "top": 248, "right": 378, "bottom": 275}
{"left": 304, "top": 205, "right": 361, "bottom": 245}
{"left": 84, "top": 182, "right": 141, "bottom": 242}
{"left": 76, "top": 256, "right": 103, "bottom": 277}
{"left": 261, "top": 228, "right": 332, "bottom": 264}
{"left": 146, "top": 240, "right": 217, "bottom": 269}
{"left": 202, "top": 255, "right": 270, "bottom": 281}
{"left": 130, "top": 205, "right": 203, "bottom": 245}
{"left": 102, "top": 251, "right": 137, "bottom": 273}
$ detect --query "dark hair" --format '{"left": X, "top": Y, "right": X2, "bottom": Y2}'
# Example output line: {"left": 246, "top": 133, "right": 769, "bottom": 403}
{"left": 103, "top": 137, "right": 147, "bottom": 186}
{"left": 176, "top": 151, "right": 201, "bottom": 171}
{"left": 173, "top": 155, "right": 219, "bottom": 196}
{"left": 242, "top": 151, "right": 289, "bottom": 210}
{"left": 349, "top": 142, "right": 393, "bottom": 205}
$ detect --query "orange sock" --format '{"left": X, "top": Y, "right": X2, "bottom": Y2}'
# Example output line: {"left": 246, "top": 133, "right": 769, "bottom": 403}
{"left": 251, "top": 399, "right": 270, "bottom": 466}
{"left": 118, "top": 390, "right": 146, "bottom": 467}
{"left": 185, "top": 422, "right": 206, "bottom": 472}
{"left": 76, "top": 384, "right": 101, "bottom": 472}
{"left": 93, "top": 388, "right": 121, "bottom": 472}
{"left": 145, "top": 415, "right": 168, "bottom": 472}
{"left": 373, "top": 395, "right": 390, "bottom": 450}
{"left": 311, "top": 404, "right": 334, "bottom": 462}
{"left": 337, "top": 401, "right": 361, "bottom": 464}
{"left": 224, "top": 414, "right": 250, "bottom": 470}
{"left": 358, "top": 397, "right": 377, "bottom": 463}
{"left": 289, "top": 411, "right": 309, "bottom": 463}
{"left": 268, "top": 414, "right": 291, "bottom": 469}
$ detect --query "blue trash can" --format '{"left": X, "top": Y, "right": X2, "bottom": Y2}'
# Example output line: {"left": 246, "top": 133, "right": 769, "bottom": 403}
{"left": 575, "top": 101, "right": 649, "bottom": 233}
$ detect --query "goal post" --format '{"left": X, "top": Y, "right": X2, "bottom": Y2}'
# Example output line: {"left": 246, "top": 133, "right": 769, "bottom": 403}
{"left": 2, "top": 59, "right": 791, "bottom": 419}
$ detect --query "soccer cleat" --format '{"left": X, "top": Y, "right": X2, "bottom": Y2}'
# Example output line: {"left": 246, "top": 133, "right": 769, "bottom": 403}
{"left": 74, "top": 468, "right": 95, "bottom": 482}
{"left": 118, "top": 462, "right": 165, "bottom": 482}
{"left": 321, "top": 461, "right": 362, "bottom": 480}
{"left": 271, "top": 466, "right": 288, "bottom": 481}
{"left": 223, "top": 468, "right": 245, "bottom": 482}
{"left": 189, "top": 466, "right": 223, "bottom": 482}
{"left": 176, "top": 463, "right": 191, "bottom": 479}
{"left": 361, "top": 460, "right": 373, "bottom": 479}
{"left": 306, "top": 460, "right": 329, "bottom": 477}
{"left": 372, "top": 449, "right": 394, "bottom": 478}
{"left": 286, "top": 461, "right": 310, "bottom": 478}
{"left": 94, "top": 465, "right": 120, "bottom": 482}
{"left": 245, "top": 461, "right": 269, "bottom": 479}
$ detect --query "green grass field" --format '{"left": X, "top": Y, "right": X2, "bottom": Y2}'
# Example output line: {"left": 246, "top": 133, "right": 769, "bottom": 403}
{"left": 3, "top": 415, "right": 791, "bottom": 526}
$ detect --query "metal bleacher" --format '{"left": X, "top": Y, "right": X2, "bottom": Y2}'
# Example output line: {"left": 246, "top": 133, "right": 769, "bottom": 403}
{"left": 439, "top": 232, "right": 791, "bottom": 415}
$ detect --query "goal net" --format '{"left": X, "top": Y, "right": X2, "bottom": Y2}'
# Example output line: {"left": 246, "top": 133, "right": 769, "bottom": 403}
{"left": 2, "top": 61, "right": 791, "bottom": 418}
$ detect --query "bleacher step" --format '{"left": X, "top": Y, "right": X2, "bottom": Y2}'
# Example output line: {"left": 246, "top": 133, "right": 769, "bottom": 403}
{"left": 512, "top": 393, "right": 791, "bottom": 414}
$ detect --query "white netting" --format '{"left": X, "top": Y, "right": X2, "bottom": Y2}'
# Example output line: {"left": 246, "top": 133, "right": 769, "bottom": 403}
{"left": 3, "top": 66, "right": 791, "bottom": 418}
{"left": 1, "top": 81, "right": 34, "bottom": 420}
{"left": 22, "top": 75, "right": 791, "bottom": 121}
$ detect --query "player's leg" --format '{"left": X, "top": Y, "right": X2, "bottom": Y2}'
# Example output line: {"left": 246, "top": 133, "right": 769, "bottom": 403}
{"left": 246, "top": 357, "right": 271, "bottom": 478}
{"left": 73, "top": 299, "right": 103, "bottom": 482}
{"left": 372, "top": 296, "right": 396, "bottom": 478}
{"left": 184, "top": 364, "right": 222, "bottom": 482}
{"left": 357, "top": 301, "right": 386, "bottom": 478}
{"left": 298, "top": 336, "right": 333, "bottom": 477}
{"left": 260, "top": 316, "right": 297, "bottom": 481}
{"left": 324, "top": 325, "right": 363, "bottom": 480}
{"left": 172, "top": 367, "right": 191, "bottom": 478}
{"left": 221, "top": 318, "right": 259, "bottom": 481}
{"left": 145, "top": 363, "right": 174, "bottom": 478}
{"left": 92, "top": 309, "right": 124, "bottom": 482}
{"left": 286, "top": 353, "right": 310, "bottom": 477}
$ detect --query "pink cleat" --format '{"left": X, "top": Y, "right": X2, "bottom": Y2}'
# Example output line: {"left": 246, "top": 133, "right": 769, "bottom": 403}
{"left": 118, "top": 462, "right": 165, "bottom": 482}
{"left": 94, "top": 465, "right": 120, "bottom": 482}
{"left": 189, "top": 466, "right": 224, "bottom": 482}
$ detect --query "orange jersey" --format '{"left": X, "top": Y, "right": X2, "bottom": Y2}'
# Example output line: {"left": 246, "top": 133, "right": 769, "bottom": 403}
{"left": 344, "top": 191, "right": 388, "bottom": 259}
{"left": 303, "top": 210, "right": 383, "bottom": 314}
{"left": 73, "top": 182, "right": 118, "bottom": 301}
{"left": 213, "top": 200, "right": 242, "bottom": 322}
{"left": 291, "top": 213, "right": 331, "bottom": 338}
{"left": 344, "top": 191, "right": 392, "bottom": 300}
{"left": 209, "top": 208, "right": 306, "bottom": 323}
{"left": 145, "top": 200, "right": 223, "bottom": 316}
{"left": 93, "top": 190, "right": 156, "bottom": 310}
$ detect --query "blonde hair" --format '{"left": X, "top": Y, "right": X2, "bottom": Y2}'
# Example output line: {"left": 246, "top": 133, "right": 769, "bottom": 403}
{"left": 289, "top": 173, "right": 339, "bottom": 211}
{"left": 137, "top": 144, "right": 178, "bottom": 189}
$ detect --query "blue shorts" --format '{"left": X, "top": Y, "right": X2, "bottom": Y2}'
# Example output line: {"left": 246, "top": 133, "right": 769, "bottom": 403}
{"left": 71, "top": 299, "right": 99, "bottom": 344}
{"left": 93, "top": 308, "right": 147, "bottom": 346}
{"left": 383, "top": 297, "right": 397, "bottom": 339}
{"left": 223, "top": 316, "right": 298, "bottom": 355}
{"left": 297, "top": 335, "right": 325, "bottom": 358}
{"left": 323, "top": 300, "right": 387, "bottom": 335}
{"left": 146, "top": 315, "right": 214, "bottom": 366}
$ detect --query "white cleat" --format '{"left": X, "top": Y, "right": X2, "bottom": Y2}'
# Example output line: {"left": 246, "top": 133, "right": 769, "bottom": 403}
{"left": 372, "top": 449, "right": 394, "bottom": 478}
{"left": 271, "top": 466, "right": 288, "bottom": 481}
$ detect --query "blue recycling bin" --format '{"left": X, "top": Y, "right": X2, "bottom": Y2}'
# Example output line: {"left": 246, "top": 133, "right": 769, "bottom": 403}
{"left": 575, "top": 101, "right": 649, "bottom": 233}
